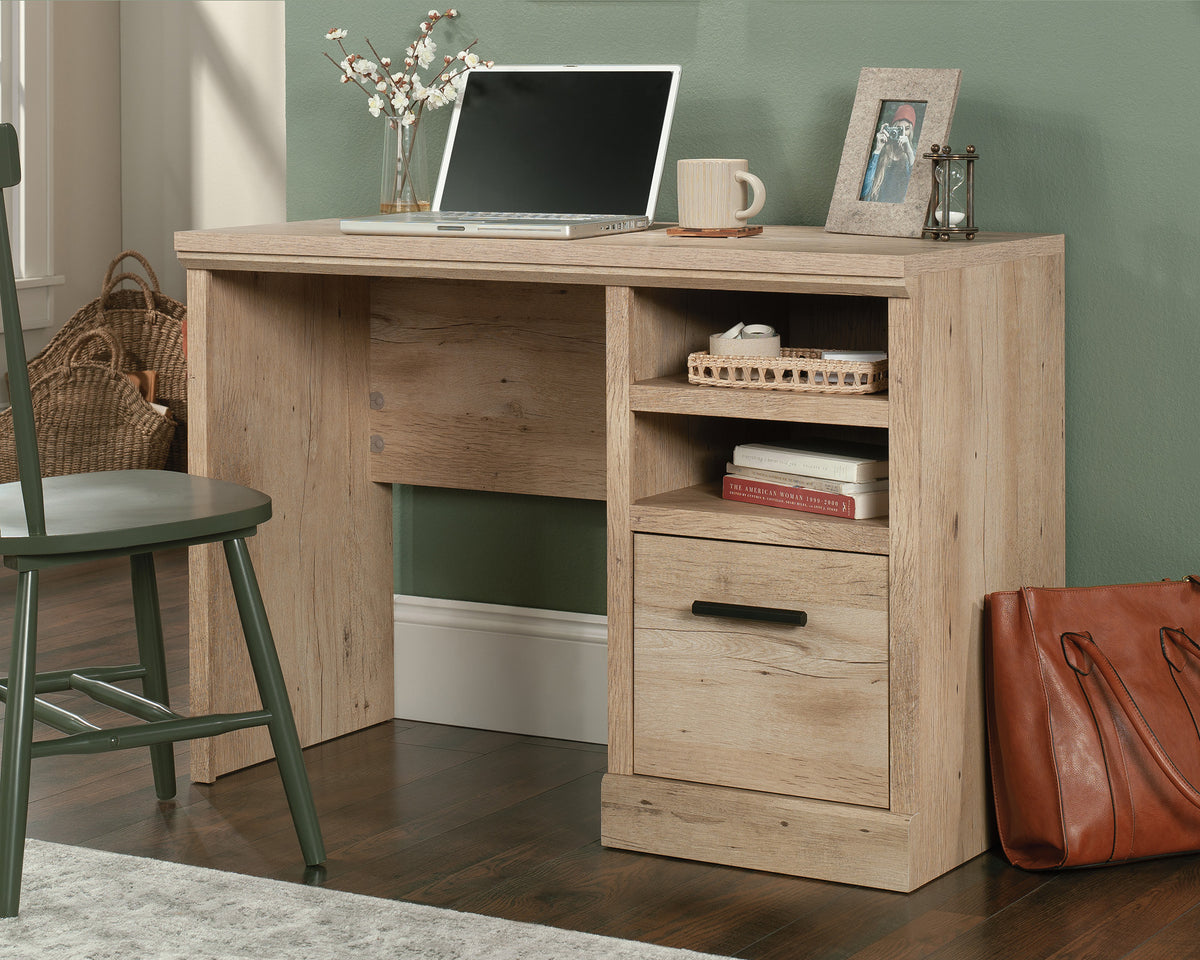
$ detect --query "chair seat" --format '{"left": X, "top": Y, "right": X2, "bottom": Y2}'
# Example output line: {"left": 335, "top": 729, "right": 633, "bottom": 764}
{"left": 0, "top": 470, "right": 271, "bottom": 557}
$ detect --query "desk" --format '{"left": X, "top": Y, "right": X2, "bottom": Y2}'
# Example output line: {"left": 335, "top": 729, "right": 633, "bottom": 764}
{"left": 176, "top": 220, "right": 1064, "bottom": 889}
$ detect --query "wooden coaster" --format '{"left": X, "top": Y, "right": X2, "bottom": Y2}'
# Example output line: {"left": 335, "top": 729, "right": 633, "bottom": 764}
{"left": 666, "top": 225, "right": 764, "bottom": 238}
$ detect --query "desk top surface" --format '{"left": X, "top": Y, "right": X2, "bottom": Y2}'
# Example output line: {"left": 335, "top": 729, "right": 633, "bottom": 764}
{"left": 175, "top": 220, "right": 1063, "bottom": 295}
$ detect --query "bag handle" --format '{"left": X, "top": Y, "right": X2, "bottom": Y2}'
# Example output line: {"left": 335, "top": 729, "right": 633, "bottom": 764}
{"left": 102, "top": 249, "right": 161, "bottom": 293}
{"left": 1062, "top": 630, "right": 1200, "bottom": 811}
{"left": 1161, "top": 626, "right": 1200, "bottom": 672}
{"left": 1156, "top": 579, "right": 1200, "bottom": 670}
{"left": 99, "top": 271, "right": 156, "bottom": 318}
{"left": 62, "top": 327, "right": 123, "bottom": 373}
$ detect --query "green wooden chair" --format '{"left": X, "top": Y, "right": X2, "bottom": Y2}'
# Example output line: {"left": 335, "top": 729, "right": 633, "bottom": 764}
{"left": 0, "top": 122, "right": 325, "bottom": 918}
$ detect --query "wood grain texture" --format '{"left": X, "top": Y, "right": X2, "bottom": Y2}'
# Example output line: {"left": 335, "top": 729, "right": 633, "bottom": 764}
{"left": 886, "top": 252, "right": 1066, "bottom": 885}
{"left": 601, "top": 773, "right": 915, "bottom": 891}
{"left": 186, "top": 270, "right": 392, "bottom": 781}
{"left": 786, "top": 292, "right": 889, "bottom": 353}
{"left": 889, "top": 267, "right": 992, "bottom": 879}
{"left": 632, "top": 534, "right": 889, "bottom": 805}
{"left": 630, "top": 484, "right": 890, "bottom": 554}
{"left": 175, "top": 221, "right": 1063, "bottom": 290}
{"left": 369, "top": 279, "right": 606, "bottom": 499}
{"left": 629, "top": 375, "right": 890, "bottom": 428}
{"left": 604, "top": 287, "right": 635, "bottom": 773}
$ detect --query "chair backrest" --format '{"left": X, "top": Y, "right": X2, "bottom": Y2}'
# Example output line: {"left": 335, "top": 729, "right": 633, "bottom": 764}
{"left": 0, "top": 122, "right": 47, "bottom": 534}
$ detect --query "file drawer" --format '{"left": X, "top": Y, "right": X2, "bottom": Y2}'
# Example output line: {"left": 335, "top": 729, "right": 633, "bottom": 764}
{"left": 632, "top": 533, "right": 889, "bottom": 806}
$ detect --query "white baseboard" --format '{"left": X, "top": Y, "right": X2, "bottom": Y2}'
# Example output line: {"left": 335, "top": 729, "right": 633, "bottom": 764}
{"left": 393, "top": 595, "right": 609, "bottom": 744}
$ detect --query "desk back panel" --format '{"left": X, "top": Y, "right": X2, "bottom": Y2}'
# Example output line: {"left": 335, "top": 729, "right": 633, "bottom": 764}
{"left": 369, "top": 278, "right": 607, "bottom": 499}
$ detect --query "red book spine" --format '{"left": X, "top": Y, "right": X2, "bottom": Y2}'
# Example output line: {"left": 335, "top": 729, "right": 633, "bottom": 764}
{"left": 721, "top": 475, "right": 854, "bottom": 518}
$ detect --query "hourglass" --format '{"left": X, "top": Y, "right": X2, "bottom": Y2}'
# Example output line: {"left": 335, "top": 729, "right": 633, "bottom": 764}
{"left": 922, "top": 144, "right": 977, "bottom": 240}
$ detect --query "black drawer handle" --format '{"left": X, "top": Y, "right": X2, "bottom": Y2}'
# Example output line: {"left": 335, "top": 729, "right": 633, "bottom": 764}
{"left": 691, "top": 600, "right": 807, "bottom": 627}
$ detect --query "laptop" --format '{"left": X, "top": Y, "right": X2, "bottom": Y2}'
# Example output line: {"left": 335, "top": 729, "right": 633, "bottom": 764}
{"left": 339, "top": 64, "right": 681, "bottom": 240}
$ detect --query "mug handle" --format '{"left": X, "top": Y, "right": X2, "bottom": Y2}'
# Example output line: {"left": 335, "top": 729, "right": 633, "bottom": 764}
{"left": 734, "top": 170, "right": 766, "bottom": 221}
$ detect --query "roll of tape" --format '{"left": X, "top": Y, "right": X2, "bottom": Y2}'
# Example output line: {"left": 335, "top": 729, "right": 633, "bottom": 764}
{"left": 709, "top": 332, "right": 781, "bottom": 358}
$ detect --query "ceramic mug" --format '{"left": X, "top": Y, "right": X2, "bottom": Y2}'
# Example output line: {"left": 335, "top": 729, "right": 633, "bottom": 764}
{"left": 676, "top": 159, "right": 766, "bottom": 230}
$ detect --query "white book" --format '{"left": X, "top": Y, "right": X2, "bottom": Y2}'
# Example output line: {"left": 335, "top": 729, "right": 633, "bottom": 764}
{"left": 820, "top": 349, "right": 887, "bottom": 362}
{"left": 725, "top": 462, "right": 889, "bottom": 495}
{"left": 732, "top": 441, "right": 888, "bottom": 483}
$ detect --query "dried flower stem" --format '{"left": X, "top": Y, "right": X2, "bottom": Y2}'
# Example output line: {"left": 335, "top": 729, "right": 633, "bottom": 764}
{"left": 323, "top": 9, "right": 492, "bottom": 208}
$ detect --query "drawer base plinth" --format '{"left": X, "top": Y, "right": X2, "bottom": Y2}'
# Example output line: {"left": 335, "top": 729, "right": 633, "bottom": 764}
{"left": 601, "top": 773, "right": 940, "bottom": 892}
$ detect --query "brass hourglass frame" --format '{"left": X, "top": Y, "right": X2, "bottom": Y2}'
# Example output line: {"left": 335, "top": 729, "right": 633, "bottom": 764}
{"left": 922, "top": 144, "right": 977, "bottom": 240}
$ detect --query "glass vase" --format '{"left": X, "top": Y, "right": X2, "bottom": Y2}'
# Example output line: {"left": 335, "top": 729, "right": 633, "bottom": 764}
{"left": 380, "top": 116, "right": 429, "bottom": 214}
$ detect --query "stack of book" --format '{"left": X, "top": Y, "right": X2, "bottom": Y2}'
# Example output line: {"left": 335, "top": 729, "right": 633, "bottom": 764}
{"left": 722, "top": 440, "right": 889, "bottom": 519}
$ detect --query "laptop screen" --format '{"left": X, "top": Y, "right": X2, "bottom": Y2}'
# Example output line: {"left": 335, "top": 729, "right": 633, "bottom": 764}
{"left": 434, "top": 66, "right": 680, "bottom": 217}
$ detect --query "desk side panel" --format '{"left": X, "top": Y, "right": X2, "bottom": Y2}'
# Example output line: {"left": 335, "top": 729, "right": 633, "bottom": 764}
{"left": 887, "top": 253, "right": 1065, "bottom": 885}
{"left": 188, "top": 269, "right": 392, "bottom": 782}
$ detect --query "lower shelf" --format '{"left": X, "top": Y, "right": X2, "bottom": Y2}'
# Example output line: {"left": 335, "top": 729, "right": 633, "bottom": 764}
{"left": 630, "top": 483, "right": 890, "bottom": 555}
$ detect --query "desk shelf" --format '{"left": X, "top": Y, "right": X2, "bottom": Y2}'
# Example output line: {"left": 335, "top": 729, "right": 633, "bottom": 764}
{"left": 630, "top": 482, "right": 889, "bottom": 554}
{"left": 629, "top": 375, "right": 889, "bottom": 429}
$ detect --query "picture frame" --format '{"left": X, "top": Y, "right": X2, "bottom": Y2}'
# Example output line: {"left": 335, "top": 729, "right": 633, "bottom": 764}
{"left": 825, "top": 67, "right": 962, "bottom": 238}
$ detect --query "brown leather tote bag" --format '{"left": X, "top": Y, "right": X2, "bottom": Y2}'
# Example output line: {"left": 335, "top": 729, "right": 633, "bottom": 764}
{"left": 985, "top": 577, "right": 1200, "bottom": 870}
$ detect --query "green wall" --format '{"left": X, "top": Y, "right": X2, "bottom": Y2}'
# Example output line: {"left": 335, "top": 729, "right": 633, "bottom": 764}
{"left": 286, "top": 1, "right": 1200, "bottom": 610}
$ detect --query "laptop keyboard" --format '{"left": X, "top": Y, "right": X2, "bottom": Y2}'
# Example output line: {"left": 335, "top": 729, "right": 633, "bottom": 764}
{"left": 402, "top": 211, "right": 608, "bottom": 222}
{"left": 473, "top": 212, "right": 602, "bottom": 220}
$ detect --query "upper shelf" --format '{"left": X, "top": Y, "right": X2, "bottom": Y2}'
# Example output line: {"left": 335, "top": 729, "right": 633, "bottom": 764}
{"left": 631, "top": 374, "right": 889, "bottom": 429}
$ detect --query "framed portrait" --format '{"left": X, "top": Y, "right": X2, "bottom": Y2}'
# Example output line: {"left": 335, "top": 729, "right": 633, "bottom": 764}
{"left": 825, "top": 67, "right": 961, "bottom": 238}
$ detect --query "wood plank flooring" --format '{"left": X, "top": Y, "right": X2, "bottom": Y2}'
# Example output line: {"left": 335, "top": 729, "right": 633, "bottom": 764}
{"left": 6, "top": 550, "right": 1200, "bottom": 958}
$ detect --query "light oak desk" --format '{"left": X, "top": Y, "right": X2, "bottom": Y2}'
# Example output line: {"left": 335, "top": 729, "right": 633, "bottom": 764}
{"left": 175, "top": 220, "right": 1064, "bottom": 890}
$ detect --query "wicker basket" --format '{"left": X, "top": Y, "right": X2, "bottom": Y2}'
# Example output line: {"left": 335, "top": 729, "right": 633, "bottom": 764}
{"left": 28, "top": 250, "right": 188, "bottom": 470}
{"left": 686, "top": 347, "right": 888, "bottom": 395}
{"left": 0, "top": 328, "right": 176, "bottom": 484}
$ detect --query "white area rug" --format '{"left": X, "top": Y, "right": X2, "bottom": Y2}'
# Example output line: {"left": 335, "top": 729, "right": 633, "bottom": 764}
{"left": 1, "top": 840, "right": 725, "bottom": 960}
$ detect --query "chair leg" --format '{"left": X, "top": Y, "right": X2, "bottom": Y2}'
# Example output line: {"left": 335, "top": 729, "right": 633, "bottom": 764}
{"left": 130, "top": 552, "right": 176, "bottom": 801}
{"left": 0, "top": 570, "right": 39, "bottom": 918}
{"left": 222, "top": 538, "right": 326, "bottom": 867}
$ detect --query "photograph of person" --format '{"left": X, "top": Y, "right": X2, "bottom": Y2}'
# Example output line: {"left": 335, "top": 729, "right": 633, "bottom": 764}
{"left": 859, "top": 101, "right": 926, "bottom": 203}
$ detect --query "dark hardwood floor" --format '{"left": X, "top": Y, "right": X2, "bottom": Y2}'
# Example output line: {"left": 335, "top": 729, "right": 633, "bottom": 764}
{"left": 6, "top": 550, "right": 1200, "bottom": 958}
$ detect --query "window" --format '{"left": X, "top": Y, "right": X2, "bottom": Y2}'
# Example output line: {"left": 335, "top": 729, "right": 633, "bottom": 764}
{"left": 1, "top": 0, "right": 62, "bottom": 336}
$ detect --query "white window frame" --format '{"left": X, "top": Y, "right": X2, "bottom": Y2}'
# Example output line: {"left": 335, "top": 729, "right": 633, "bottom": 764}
{"left": 1, "top": 0, "right": 64, "bottom": 333}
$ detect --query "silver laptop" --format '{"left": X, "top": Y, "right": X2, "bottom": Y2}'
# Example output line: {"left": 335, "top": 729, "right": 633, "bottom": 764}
{"left": 339, "top": 64, "right": 681, "bottom": 240}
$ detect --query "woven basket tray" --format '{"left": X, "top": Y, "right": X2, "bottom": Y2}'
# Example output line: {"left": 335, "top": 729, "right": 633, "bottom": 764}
{"left": 28, "top": 250, "right": 188, "bottom": 470}
{"left": 0, "top": 328, "right": 176, "bottom": 484}
{"left": 686, "top": 347, "right": 888, "bottom": 395}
